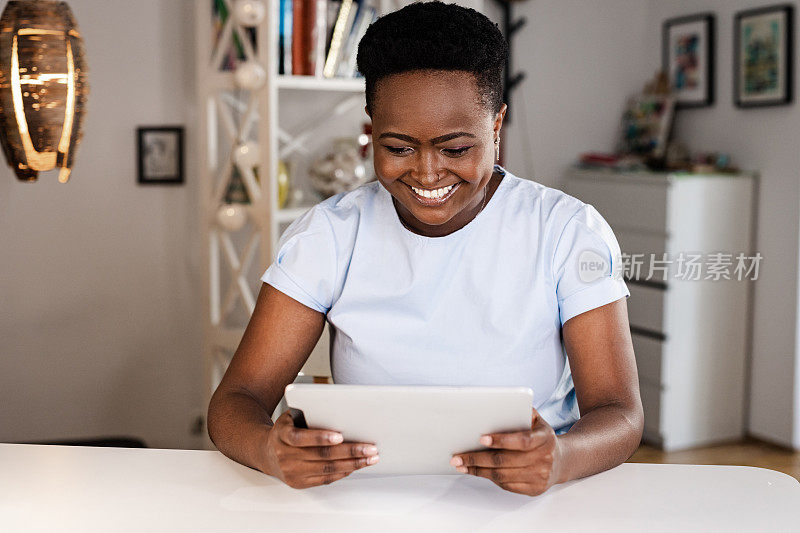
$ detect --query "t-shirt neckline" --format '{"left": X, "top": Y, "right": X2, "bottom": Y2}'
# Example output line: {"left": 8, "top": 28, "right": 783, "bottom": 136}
{"left": 382, "top": 164, "right": 511, "bottom": 244}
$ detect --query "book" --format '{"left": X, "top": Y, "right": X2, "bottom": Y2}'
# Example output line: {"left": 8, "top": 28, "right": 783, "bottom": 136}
{"left": 312, "top": 0, "right": 329, "bottom": 77}
{"left": 279, "top": 0, "right": 293, "bottom": 74}
{"left": 338, "top": 4, "right": 375, "bottom": 77}
{"left": 324, "top": 0, "right": 342, "bottom": 58}
{"left": 323, "top": 0, "right": 356, "bottom": 78}
{"left": 291, "top": 0, "right": 306, "bottom": 75}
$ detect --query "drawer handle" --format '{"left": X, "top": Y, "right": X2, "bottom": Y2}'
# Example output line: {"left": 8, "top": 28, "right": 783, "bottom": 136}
{"left": 629, "top": 325, "right": 666, "bottom": 341}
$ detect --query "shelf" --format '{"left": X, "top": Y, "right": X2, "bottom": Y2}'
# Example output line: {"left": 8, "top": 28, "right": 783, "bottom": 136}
{"left": 275, "top": 205, "right": 315, "bottom": 223}
{"left": 276, "top": 75, "right": 365, "bottom": 92}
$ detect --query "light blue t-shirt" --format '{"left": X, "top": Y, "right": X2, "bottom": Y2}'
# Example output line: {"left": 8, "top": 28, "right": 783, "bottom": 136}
{"left": 261, "top": 165, "right": 629, "bottom": 433}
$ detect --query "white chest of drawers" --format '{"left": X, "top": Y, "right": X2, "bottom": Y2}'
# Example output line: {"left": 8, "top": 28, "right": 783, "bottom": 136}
{"left": 565, "top": 167, "right": 756, "bottom": 450}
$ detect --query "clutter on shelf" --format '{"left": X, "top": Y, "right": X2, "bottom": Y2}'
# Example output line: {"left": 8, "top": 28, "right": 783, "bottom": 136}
{"left": 309, "top": 132, "right": 373, "bottom": 198}
{"left": 576, "top": 70, "right": 739, "bottom": 174}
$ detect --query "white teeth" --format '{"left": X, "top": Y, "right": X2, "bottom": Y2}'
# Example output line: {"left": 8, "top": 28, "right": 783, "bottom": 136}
{"left": 411, "top": 184, "right": 454, "bottom": 200}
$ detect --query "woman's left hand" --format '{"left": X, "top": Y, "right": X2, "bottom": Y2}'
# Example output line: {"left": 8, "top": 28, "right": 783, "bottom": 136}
{"left": 450, "top": 408, "right": 563, "bottom": 496}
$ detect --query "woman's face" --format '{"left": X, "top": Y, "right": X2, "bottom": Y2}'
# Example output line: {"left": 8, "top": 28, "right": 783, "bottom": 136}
{"left": 367, "top": 70, "right": 506, "bottom": 235}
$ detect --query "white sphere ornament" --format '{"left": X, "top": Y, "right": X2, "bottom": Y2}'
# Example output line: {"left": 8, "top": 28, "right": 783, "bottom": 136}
{"left": 234, "top": 141, "right": 260, "bottom": 169}
{"left": 234, "top": 61, "right": 266, "bottom": 90}
{"left": 216, "top": 204, "right": 248, "bottom": 232}
{"left": 233, "top": 0, "right": 266, "bottom": 26}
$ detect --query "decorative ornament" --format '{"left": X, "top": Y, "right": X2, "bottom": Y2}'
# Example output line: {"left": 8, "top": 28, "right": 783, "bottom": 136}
{"left": 277, "top": 159, "right": 289, "bottom": 208}
{"left": 0, "top": 0, "right": 89, "bottom": 183}
{"left": 233, "top": 141, "right": 259, "bottom": 170}
{"left": 234, "top": 60, "right": 266, "bottom": 90}
{"left": 216, "top": 203, "right": 247, "bottom": 232}
{"left": 233, "top": 0, "right": 266, "bottom": 27}
{"left": 309, "top": 137, "right": 371, "bottom": 198}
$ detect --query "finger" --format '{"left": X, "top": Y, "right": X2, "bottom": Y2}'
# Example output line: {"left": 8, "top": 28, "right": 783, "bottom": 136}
{"left": 480, "top": 424, "right": 553, "bottom": 451}
{"left": 459, "top": 466, "right": 530, "bottom": 484}
{"left": 497, "top": 482, "right": 539, "bottom": 496}
{"left": 452, "top": 449, "right": 533, "bottom": 469}
{"left": 300, "top": 442, "right": 379, "bottom": 461}
{"left": 278, "top": 423, "right": 344, "bottom": 448}
{"left": 296, "top": 471, "right": 352, "bottom": 488}
{"left": 308, "top": 455, "right": 380, "bottom": 476}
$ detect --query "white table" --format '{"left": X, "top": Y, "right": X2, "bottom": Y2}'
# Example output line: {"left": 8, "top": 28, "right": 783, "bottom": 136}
{"left": 1, "top": 443, "right": 797, "bottom": 532}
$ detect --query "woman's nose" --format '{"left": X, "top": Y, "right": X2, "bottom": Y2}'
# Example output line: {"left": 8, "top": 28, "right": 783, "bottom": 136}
{"left": 412, "top": 149, "right": 443, "bottom": 186}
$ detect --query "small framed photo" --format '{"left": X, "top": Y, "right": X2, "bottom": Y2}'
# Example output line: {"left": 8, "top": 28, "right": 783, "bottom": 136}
{"left": 734, "top": 4, "right": 794, "bottom": 108}
{"left": 663, "top": 13, "right": 715, "bottom": 108}
{"left": 137, "top": 126, "right": 184, "bottom": 184}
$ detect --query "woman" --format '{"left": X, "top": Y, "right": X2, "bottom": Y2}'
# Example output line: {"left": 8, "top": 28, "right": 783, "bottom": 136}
{"left": 207, "top": 1, "right": 642, "bottom": 497}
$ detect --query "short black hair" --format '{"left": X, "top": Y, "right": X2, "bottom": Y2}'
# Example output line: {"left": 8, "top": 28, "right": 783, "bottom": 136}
{"left": 356, "top": 1, "right": 508, "bottom": 116}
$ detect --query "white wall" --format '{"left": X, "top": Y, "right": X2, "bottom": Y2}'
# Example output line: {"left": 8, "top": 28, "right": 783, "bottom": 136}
{"left": 503, "top": 0, "right": 800, "bottom": 448}
{"left": 0, "top": 0, "right": 203, "bottom": 449}
{"left": 644, "top": 0, "right": 800, "bottom": 448}
{"left": 499, "top": 0, "right": 650, "bottom": 188}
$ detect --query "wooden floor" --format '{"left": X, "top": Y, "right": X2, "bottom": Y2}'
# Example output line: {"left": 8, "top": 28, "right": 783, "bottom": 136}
{"left": 629, "top": 438, "right": 800, "bottom": 480}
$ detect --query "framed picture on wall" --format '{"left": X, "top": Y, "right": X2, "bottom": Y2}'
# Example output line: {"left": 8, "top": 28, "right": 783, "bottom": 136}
{"left": 662, "top": 13, "right": 715, "bottom": 108}
{"left": 137, "top": 126, "right": 184, "bottom": 185}
{"left": 734, "top": 4, "right": 794, "bottom": 108}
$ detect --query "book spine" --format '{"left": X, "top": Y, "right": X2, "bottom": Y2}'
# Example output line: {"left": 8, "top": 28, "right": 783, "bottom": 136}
{"left": 323, "top": 0, "right": 355, "bottom": 78}
{"left": 283, "top": 0, "right": 293, "bottom": 75}
{"left": 291, "top": 0, "right": 305, "bottom": 75}
{"left": 302, "top": 0, "right": 317, "bottom": 76}
{"left": 312, "top": 0, "right": 328, "bottom": 78}
{"left": 343, "top": 6, "right": 375, "bottom": 78}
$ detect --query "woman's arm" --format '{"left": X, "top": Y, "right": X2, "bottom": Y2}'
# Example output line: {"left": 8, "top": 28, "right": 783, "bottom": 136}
{"left": 554, "top": 296, "right": 644, "bottom": 482}
{"left": 207, "top": 283, "right": 379, "bottom": 486}
{"left": 207, "top": 283, "right": 323, "bottom": 469}
{"left": 452, "top": 298, "right": 643, "bottom": 495}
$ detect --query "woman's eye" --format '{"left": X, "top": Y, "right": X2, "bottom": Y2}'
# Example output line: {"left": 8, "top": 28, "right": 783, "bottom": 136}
{"left": 442, "top": 146, "right": 473, "bottom": 157}
{"left": 384, "top": 146, "right": 412, "bottom": 155}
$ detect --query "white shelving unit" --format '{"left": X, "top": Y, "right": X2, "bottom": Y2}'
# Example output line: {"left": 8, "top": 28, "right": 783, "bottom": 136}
{"left": 195, "top": 0, "right": 363, "bottom": 446}
{"left": 195, "top": 0, "right": 485, "bottom": 445}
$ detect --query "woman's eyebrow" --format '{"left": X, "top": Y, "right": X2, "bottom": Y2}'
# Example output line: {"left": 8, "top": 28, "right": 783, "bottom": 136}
{"left": 378, "top": 131, "right": 476, "bottom": 144}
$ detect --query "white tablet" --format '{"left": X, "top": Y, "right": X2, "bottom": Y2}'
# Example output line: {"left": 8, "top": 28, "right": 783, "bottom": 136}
{"left": 284, "top": 384, "right": 533, "bottom": 475}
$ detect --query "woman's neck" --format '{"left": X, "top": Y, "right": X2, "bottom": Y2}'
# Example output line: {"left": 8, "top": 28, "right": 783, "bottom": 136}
{"left": 394, "top": 169, "right": 504, "bottom": 238}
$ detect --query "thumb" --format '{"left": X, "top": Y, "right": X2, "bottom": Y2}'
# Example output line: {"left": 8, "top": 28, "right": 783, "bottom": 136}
{"left": 531, "top": 407, "right": 540, "bottom": 428}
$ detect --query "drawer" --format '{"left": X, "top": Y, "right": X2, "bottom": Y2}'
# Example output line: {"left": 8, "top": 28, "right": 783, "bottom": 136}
{"left": 627, "top": 283, "right": 665, "bottom": 333}
{"left": 631, "top": 333, "right": 663, "bottom": 385}
{"left": 640, "top": 380, "right": 662, "bottom": 437}
{"left": 616, "top": 231, "right": 669, "bottom": 283}
{"left": 566, "top": 178, "right": 668, "bottom": 234}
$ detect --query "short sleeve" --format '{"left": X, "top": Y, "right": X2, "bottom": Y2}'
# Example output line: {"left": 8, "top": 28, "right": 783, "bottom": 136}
{"left": 261, "top": 207, "right": 338, "bottom": 313}
{"left": 552, "top": 203, "right": 629, "bottom": 325}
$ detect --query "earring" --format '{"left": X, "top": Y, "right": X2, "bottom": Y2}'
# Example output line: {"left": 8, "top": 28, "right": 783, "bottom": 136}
{"left": 494, "top": 137, "right": 500, "bottom": 161}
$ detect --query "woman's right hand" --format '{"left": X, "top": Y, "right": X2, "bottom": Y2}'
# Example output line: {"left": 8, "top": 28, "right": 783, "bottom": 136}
{"left": 259, "top": 410, "right": 380, "bottom": 488}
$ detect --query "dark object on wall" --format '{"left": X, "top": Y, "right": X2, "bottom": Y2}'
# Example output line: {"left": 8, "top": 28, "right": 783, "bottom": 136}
{"left": 0, "top": 0, "right": 90, "bottom": 183}
{"left": 490, "top": 0, "right": 526, "bottom": 124}
{"left": 662, "top": 13, "right": 715, "bottom": 109}
{"left": 137, "top": 126, "right": 185, "bottom": 185}
{"left": 24, "top": 437, "right": 147, "bottom": 448}
{"left": 734, "top": 4, "right": 793, "bottom": 108}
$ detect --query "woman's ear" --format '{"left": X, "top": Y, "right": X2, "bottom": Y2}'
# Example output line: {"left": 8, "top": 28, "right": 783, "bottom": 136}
{"left": 364, "top": 105, "right": 371, "bottom": 119}
{"left": 493, "top": 103, "right": 508, "bottom": 135}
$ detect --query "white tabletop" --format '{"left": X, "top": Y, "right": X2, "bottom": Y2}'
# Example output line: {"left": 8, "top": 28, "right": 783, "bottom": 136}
{"left": 1, "top": 443, "right": 797, "bottom": 532}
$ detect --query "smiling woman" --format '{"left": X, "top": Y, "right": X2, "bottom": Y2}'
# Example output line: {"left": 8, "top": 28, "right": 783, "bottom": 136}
{"left": 207, "top": 0, "right": 643, "bottom": 497}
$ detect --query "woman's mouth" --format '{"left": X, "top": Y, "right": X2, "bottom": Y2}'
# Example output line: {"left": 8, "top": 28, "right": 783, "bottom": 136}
{"left": 407, "top": 182, "right": 460, "bottom": 206}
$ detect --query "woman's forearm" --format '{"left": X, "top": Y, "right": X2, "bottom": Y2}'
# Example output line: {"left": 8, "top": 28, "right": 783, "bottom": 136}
{"left": 554, "top": 401, "right": 643, "bottom": 484}
{"left": 207, "top": 388, "right": 275, "bottom": 474}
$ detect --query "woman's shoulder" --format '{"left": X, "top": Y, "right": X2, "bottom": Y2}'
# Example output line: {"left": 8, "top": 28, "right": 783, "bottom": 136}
{"left": 277, "top": 180, "right": 381, "bottom": 251}
{"left": 500, "top": 168, "right": 591, "bottom": 226}
{"left": 304, "top": 180, "right": 382, "bottom": 222}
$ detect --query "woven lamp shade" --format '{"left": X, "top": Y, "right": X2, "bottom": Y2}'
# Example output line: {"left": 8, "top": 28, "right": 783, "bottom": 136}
{"left": 0, "top": 0, "right": 88, "bottom": 183}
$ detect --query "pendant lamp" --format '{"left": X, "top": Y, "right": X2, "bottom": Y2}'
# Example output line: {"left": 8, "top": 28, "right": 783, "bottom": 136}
{"left": 0, "top": 0, "right": 88, "bottom": 183}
